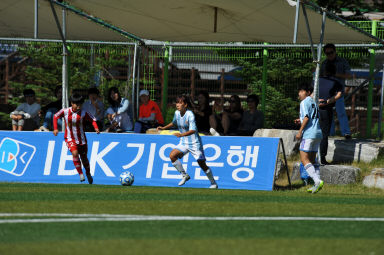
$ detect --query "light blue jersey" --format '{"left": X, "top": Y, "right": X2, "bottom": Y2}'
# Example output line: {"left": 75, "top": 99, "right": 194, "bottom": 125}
{"left": 300, "top": 97, "right": 322, "bottom": 139}
{"left": 173, "top": 110, "right": 203, "bottom": 152}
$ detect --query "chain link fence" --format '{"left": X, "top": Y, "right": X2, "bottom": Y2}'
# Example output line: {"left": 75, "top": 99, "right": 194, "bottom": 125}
{"left": 0, "top": 38, "right": 383, "bottom": 137}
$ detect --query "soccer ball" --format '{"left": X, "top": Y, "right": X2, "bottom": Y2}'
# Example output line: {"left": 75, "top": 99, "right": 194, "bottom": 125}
{"left": 119, "top": 171, "right": 134, "bottom": 186}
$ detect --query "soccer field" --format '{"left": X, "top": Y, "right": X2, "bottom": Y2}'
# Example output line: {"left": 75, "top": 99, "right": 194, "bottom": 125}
{"left": 0, "top": 183, "right": 383, "bottom": 255}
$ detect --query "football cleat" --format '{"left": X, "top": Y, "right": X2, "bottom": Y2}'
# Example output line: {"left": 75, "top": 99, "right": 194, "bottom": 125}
{"left": 86, "top": 173, "right": 93, "bottom": 184}
{"left": 178, "top": 174, "right": 190, "bottom": 186}
{"left": 209, "top": 184, "right": 218, "bottom": 189}
{"left": 79, "top": 174, "right": 85, "bottom": 182}
{"left": 312, "top": 180, "right": 324, "bottom": 194}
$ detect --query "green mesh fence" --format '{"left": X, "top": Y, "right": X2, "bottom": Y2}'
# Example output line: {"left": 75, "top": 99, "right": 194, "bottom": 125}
{"left": 0, "top": 39, "right": 382, "bottom": 136}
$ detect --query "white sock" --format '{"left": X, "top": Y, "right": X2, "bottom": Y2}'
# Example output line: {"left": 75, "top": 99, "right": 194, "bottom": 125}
{"left": 204, "top": 168, "right": 216, "bottom": 184}
{"left": 304, "top": 163, "right": 320, "bottom": 185}
{"left": 172, "top": 159, "right": 187, "bottom": 176}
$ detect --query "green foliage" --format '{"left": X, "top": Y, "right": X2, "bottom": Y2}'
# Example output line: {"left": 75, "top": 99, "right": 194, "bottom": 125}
{"left": 6, "top": 43, "right": 134, "bottom": 120}
{"left": 313, "top": 0, "right": 383, "bottom": 16}
{"left": 234, "top": 49, "right": 314, "bottom": 128}
{"left": 164, "top": 106, "right": 176, "bottom": 125}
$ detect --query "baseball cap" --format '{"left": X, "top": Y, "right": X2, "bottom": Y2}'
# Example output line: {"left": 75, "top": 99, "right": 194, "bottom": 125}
{"left": 139, "top": 90, "right": 149, "bottom": 96}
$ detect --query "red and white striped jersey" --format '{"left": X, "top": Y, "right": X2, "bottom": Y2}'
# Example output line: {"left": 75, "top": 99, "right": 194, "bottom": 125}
{"left": 53, "top": 107, "right": 98, "bottom": 145}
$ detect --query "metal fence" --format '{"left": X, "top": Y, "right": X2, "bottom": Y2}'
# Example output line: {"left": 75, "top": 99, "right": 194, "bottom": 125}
{"left": 0, "top": 38, "right": 383, "bottom": 137}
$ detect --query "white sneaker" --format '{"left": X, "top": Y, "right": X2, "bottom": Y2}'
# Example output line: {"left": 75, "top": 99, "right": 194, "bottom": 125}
{"left": 39, "top": 126, "right": 50, "bottom": 132}
{"left": 209, "top": 183, "right": 218, "bottom": 189}
{"left": 79, "top": 174, "right": 85, "bottom": 182}
{"left": 178, "top": 174, "right": 190, "bottom": 186}
{"left": 210, "top": 128, "right": 220, "bottom": 136}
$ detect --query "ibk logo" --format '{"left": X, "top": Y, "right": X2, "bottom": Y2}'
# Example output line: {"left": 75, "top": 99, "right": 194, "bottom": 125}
{"left": 0, "top": 138, "right": 36, "bottom": 176}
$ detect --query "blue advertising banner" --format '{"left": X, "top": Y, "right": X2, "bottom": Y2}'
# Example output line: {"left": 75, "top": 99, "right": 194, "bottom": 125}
{"left": 0, "top": 131, "right": 280, "bottom": 190}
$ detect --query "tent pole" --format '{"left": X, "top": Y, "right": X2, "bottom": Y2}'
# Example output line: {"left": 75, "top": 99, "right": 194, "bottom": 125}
{"left": 367, "top": 20, "right": 378, "bottom": 138}
{"left": 136, "top": 47, "right": 141, "bottom": 119}
{"left": 59, "top": 8, "right": 69, "bottom": 132}
{"left": 378, "top": 64, "right": 384, "bottom": 140}
{"left": 162, "top": 46, "right": 169, "bottom": 119}
{"left": 303, "top": 0, "right": 384, "bottom": 44}
{"left": 261, "top": 42, "right": 268, "bottom": 123}
{"left": 49, "top": 0, "right": 69, "bottom": 56}
{"left": 313, "top": 11, "right": 326, "bottom": 164}
{"left": 62, "top": 7, "right": 69, "bottom": 113}
{"left": 301, "top": 4, "right": 316, "bottom": 61}
{"left": 132, "top": 43, "right": 138, "bottom": 121}
{"left": 293, "top": 0, "right": 300, "bottom": 43}
{"left": 34, "top": 0, "right": 38, "bottom": 39}
{"left": 313, "top": 11, "right": 326, "bottom": 103}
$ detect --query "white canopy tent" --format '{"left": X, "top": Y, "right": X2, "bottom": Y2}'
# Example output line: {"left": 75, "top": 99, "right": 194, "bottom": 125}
{"left": 0, "top": 0, "right": 378, "bottom": 43}
{"left": 0, "top": 0, "right": 382, "bottom": 141}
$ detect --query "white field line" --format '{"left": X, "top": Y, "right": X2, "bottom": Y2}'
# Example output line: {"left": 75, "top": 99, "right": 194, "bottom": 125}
{"left": 0, "top": 213, "right": 384, "bottom": 224}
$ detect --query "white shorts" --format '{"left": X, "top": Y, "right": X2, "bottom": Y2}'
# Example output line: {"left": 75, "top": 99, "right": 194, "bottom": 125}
{"left": 174, "top": 144, "right": 206, "bottom": 161}
{"left": 300, "top": 138, "right": 321, "bottom": 152}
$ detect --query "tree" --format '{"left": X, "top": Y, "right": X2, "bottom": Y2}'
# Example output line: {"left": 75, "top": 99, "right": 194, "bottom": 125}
{"left": 0, "top": 42, "right": 134, "bottom": 130}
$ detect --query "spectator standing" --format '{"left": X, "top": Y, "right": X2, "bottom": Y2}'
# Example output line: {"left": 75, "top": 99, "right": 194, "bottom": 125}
{"left": 237, "top": 94, "right": 264, "bottom": 136}
{"left": 191, "top": 91, "right": 212, "bottom": 135}
{"left": 53, "top": 94, "right": 99, "bottom": 184}
{"left": 209, "top": 95, "right": 243, "bottom": 136}
{"left": 134, "top": 89, "right": 164, "bottom": 133}
{"left": 37, "top": 86, "right": 62, "bottom": 131}
{"left": 105, "top": 87, "right": 133, "bottom": 132}
{"left": 296, "top": 83, "right": 323, "bottom": 193}
{"left": 82, "top": 87, "right": 105, "bottom": 132}
{"left": 320, "top": 43, "right": 352, "bottom": 139}
{"left": 318, "top": 62, "right": 343, "bottom": 165}
{"left": 10, "top": 89, "right": 41, "bottom": 131}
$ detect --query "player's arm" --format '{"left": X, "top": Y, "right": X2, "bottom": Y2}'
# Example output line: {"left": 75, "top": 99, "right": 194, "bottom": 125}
{"left": 296, "top": 116, "right": 309, "bottom": 140}
{"left": 157, "top": 122, "right": 174, "bottom": 131}
{"left": 53, "top": 109, "right": 64, "bottom": 136}
{"left": 85, "top": 112, "right": 100, "bottom": 134}
{"left": 327, "top": 91, "right": 342, "bottom": 105}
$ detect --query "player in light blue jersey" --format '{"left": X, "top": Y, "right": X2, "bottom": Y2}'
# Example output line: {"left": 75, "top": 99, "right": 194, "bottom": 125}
{"left": 157, "top": 95, "right": 218, "bottom": 189}
{"left": 295, "top": 83, "right": 324, "bottom": 193}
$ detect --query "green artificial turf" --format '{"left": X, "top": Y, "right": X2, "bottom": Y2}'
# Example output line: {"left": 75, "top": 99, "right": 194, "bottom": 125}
{"left": 0, "top": 183, "right": 383, "bottom": 255}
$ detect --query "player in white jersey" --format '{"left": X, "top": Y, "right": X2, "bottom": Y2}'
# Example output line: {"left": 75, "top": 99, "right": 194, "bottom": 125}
{"left": 295, "top": 83, "right": 324, "bottom": 193}
{"left": 157, "top": 95, "right": 218, "bottom": 189}
{"left": 53, "top": 94, "right": 100, "bottom": 184}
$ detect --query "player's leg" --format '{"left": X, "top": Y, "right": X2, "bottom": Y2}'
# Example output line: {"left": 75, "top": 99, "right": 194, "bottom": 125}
{"left": 221, "top": 112, "right": 230, "bottom": 135}
{"left": 300, "top": 139, "right": 323, "bottom": 193}
{"left": 67, "top": 142, "right": 85, "bottom": 182}
{"left": 170, "top": 147, "right": 190, "bottom": 186}
{"left": 335, "top": 96, "right": 351, "bottom": 137}
{"left": 197, "top": 160, "right": 218, "bottom": 189}
{"left": 78, "top": 145, "right": 93, "bottom": 184}
{"left": 17, "top": 118, "right": 24, "bottom": 131}
{"left": 190, "top": 147, "right": 217, "bottom": 189}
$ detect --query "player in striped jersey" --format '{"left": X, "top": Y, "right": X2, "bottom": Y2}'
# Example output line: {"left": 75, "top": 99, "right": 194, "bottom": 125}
{"left": 53, "top": 94, "right": 100, "bottom": 184}
{"left": 157, "top": 95, "right": 218, "bottom": 189}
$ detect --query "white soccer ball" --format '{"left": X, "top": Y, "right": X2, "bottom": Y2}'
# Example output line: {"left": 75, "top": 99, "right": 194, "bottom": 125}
{"left": 119, "top": 171, "right": 134, "bottom": 186}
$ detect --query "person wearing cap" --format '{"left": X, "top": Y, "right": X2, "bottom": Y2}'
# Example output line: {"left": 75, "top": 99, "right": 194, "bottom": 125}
{"left": 133, "top": 89, "right": 164, "bottom": 133}
{"left": 134, "top": 89, "right": 164, "bottom": 133}
{"left": 10, "top": 88, "right": 41, "bottom": 131}
{"left": 82, "top": 87, "right": 105, "bottom": 132}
